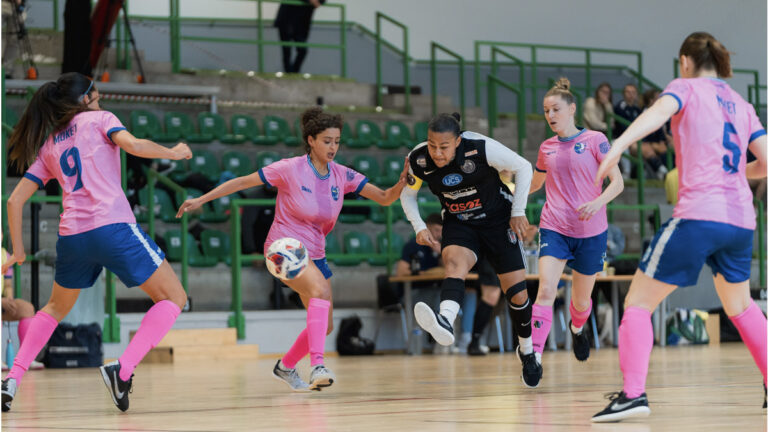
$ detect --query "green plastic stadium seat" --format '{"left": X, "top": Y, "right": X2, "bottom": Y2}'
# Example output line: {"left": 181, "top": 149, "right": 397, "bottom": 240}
{"left": 413, "top": 121, "right": 429, "bottom": 147}
{"left": 200, "top": 229, "right": 231, "bottom": 264}
{"left": 369, "top": 204, "right": 403, "bottom": 224}
{"left": 198, "top": 112, "right": 246, "bottom": 144}
{"left": 377, "top": 155, "right": 405, "bottom": 186}
{"left": 370, "top": 231, "right": 405, "bottom": 266}
{"left": 135, "top": 187, "right": 176, "bottom": 223}
{"left": 351, "top": 119, "right": 383, "bottom": 148}
{"left": 165, "top": 111, "right": 213, "bottom": 143}
{"left": 163, "top": 230, "right": 217, "bottom": 267}
{"left": 339, "top": 207, "right": 367, "bottom": 224}
{"left": 201, "top": 194, "right": 233, "bottom": 223}
{"left": 351, "top": 155, "right": 380, "bottom": 180}
{"left": 343, "top": 122, "right": 367, "bottom": 149}
{"left": 230, "top": 114, "right": 278, "bottom": 146}
{"left": 334, "top": 231, "right": 374, "bottom": 266}
{"left": 188, "top": 149, "right": 220, "bottom": 182}
{"left": 130, "top": 110, "right": 177, "bottom": 142}
{"left": 264, "top": 115, "right": 299, "bottom": 146}
{"left": 340, "top": 122, "right": 354, "bottom": 145}
{"left": 325, "top": 232, "right": 343, "bottom": 264}
{"left": 255, "top": 151, "right": 282, "bottom": 170}
{"left": 4, "top": 109, "right": 19, "bottom": 127}
{"left": 381, "top": 120, "right": 412, "bottom": 149}
{"left": 221, "top": 151, "right": 253, "bottom": 177}
{"left": 417, "top": 192, "right": 440, "bottom": 214}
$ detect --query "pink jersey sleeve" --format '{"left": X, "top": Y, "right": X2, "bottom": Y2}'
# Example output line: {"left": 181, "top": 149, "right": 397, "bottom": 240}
{"left": 101, "top": 111, "right": 127, "bottom": 144}
{"left": 341, "top": 166, "right": 368, "bottom": 194}
{"left": 535, "top": 145, "right": 547, "bottom": 172}
{"left": 661, "top": 78, "right": 693, "bottom": 114}
{"left": 258, "top": 158, "right": 291, "bottom": 188}
{"left": 591, "top": 133, "right": 611, "bottom": 163}
{"left": 24, "top": 151, "right": 53, "bottom": 189}
{"left": 747, "top": 104, "right": 767, "bottom": 143}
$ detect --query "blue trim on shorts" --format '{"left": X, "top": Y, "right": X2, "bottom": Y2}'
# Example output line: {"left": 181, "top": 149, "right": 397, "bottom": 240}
{"left": 313, "top": 258, "right": 333, "bottom": 280}
{"left": 660, "top": 92, "right": 683, "bottom": 114}
{"left": 538, "top": 228, "right": 607, "bottom": 275}
{"left": 639, "top": 218, "right": 753, "bottom": 286}
{"left": 749, "top": 129, "right": 766, "bottom": 143}
{"left": 23, "top": 173, "right": 44, "bottom": 189}
{"left": 107, "top": 127, "right": 127, "bottom": 143}
{"left": 257, "top": 169, "right": 273, "bottom": 188}
{"left": 354, "top": 177, "right": 369, "bottom": 195}
{"left": 55, "top": 223, "right": 165, "bottom": 288}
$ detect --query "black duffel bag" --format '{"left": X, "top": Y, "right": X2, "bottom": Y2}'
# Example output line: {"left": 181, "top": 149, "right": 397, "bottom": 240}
{"left": 336, "top": 316, "right": 375, "bottom": 356}
{"left": 43, "top": 322, "right": 103, "bottom": 368}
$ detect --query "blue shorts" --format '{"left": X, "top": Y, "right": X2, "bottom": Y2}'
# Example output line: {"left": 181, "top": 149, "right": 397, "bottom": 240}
{"left": 538, "top": 228, "right": 607, "bottom": 275}
{"left": 313, "top": 258, "right": 333, "bottom": 280}
{"left": 639, "top": 218, "right": 753, "bottom": 286}
{"left": 55, "top": 223, "right": 166, "bottom": 289}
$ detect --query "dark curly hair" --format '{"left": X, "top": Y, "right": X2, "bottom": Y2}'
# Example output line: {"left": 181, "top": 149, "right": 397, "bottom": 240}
{"left": 300, "top": 107, "right": 343, "bottom": 154}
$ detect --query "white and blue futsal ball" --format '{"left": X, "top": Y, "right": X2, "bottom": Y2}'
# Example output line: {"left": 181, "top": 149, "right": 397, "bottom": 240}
{"left": 266, "top": 237, "right": 309, "bottom": 280}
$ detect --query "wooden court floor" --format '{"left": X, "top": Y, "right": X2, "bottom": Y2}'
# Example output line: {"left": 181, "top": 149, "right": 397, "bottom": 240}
{"left": 1, "top": 343, "right": 765, "bottom": 431}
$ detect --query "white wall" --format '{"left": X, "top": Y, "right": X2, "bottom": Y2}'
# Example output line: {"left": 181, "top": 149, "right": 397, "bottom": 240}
{"left": 129, "top": 0, "right": 766, "bottom": 87}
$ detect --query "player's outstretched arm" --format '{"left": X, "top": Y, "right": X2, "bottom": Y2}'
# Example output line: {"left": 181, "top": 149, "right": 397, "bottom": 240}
{"left": 111, "top": 130, "right": 192, "bottom": 161}
{"left": 747, "top": 135, "right": 767, "bottom": 180}
{"left": 2, "top": 179, "right": 38, "bottom": 273}
{"left": 359, "top": 159, "right": 410, "bottom": 206}
{"left": 176, "top": 172, "right": 264, "bottom": 218}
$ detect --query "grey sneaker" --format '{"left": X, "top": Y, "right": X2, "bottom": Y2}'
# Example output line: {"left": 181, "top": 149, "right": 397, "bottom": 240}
{"left": 272, "top": 360, "right": 310, "bottom": 392}
{"left": 2, "top": 378, "right": 17, "bottom": 412}
{"left": 309, "top": 364, "right": 335, "bottom": 391}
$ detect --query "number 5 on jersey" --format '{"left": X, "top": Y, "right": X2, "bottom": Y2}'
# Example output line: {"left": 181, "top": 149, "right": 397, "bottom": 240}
{"left": 722, "top": 122, "right": 741, "bottom": 174}
{"left": 59, "top": 147, "right": 84, "bottom": 191}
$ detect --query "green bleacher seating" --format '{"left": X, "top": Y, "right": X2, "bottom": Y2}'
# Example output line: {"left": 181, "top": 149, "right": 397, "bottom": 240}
{"left": 231, "top": 114, "right": 278, "bottom": 145}
{"left": 325, "top": 232, "right": 343, "bottom": 264}
{"left": 163, "top": 230, "right": 217, "bottom": 267}
{"left": 264, "top": 115, "right": 300, "bottom": 146}
{"left": 353, "top": 119, "right": 383, "bottom": 148}
{"left": 370, "top": 231, "right": 405, "bottom": 266}
{"left": 351, "top": 155, "right": 380, "bottom": 180}
{"left": 188, "top": 149, "right": 220, "bottom": 181}
{"left": 200, "top": 229, "right": 231, "bottom": 264}
{"left": 221, "top": 151, "right": 253, "bottom": 177}
{"left": 378, "top": 155, "right": 405, "bottom": 186}
{"left": 369, "top": 204, "right": 403, "bottom": 224}
{"left": 413, "top": 121, "right": 429, "bottom": 148}
{"left": 165, "top": 111, "right": 213, "bottom": 143}
{"left": 135, "top": 187, "right": 177, "bottom": 223}
{"left": 199, "top": 112, "right": 246, "bottom": 144}
{"left": 335, "top": 231, "right": 374, "bottom": 266}
{"left": 255, "top": 151, "right": 282, "bottom": 170}
{"left": 130, "top": 110, "right": 177, "bottom": 142}
{"left": 381, "top": 120, "right": 413, "bottom": 149}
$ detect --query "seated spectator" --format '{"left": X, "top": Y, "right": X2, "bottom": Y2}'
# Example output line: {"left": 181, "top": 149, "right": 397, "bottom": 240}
{"left": 635, "top": 89, "right": 671, "bottom": 179}
{"left": 583, "top": 82, "right": 614, "bottom": 135}
{"left": 396, "top": 213, "right": 442, "bottom": 277}
{"left": 613, "top": 84, "right": 641, "bottom": 138}
{"left": 1, "top": 248, "right": 43, "bottom": 371}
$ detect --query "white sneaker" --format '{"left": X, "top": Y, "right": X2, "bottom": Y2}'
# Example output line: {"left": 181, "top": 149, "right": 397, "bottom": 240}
{"left": 271, "top": 360, "right": 310, "bottom": 392}
{"left": 29, "top": 360, "right": 44, "bottom": 370}
{"left": 309, "top": 365, "right": 335, "bottom": 391}
{"left": 414, "top": 302, "right": 455, "bottom": 346}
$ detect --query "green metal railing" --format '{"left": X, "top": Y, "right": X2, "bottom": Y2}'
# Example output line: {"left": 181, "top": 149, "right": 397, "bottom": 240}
{"left": 375, "top": 12, "right": 409, "bottom": 113}
{"left": 490, "top": 47, "right": 525, "bottom": 144}
{"left": 486, "top": 74, "right": 524, "bottom": 156}
{"left": 475, "top": 41, "right": 644, "bottom": 111}
{"left": 162, "top": 0, "right": 347, "bottom": 75}
{"left": 430, "top": 42, "right": 464, "bottom": 126}
{"left": 674, "top": 59, "right": 763, "bottom": 116}
{"left": 228, "top": 199, "right": 396, "bottom": 339}
{"left": 146, "top": 168, "right": 189, "bottom": 290}
{"left": 606, "top": 112, "right": 648, "bottom": 239}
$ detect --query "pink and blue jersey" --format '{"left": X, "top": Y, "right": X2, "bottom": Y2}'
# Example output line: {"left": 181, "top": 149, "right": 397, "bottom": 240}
{"left": 662, "top": 78, "right": 765, "bottom": 230}
{"left": 258, "top": 155, "right": 368, "bottom": 259}
{"left": 535, "top": 129, "right": 611, "bottom": 238}
{"left": 24, "top": 111, "right": 133, "bottom": 236}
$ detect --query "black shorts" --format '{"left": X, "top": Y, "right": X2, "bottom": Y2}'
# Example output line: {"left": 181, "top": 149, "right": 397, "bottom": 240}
{"left": 442, "top": 218, "right": 526, "bottom": 276}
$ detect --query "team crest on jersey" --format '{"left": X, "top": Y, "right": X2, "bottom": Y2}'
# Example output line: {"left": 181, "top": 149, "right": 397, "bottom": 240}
{"left": 346, "top": 169, "right": 355, "bottom": 181}
{"left": 574, "top": 142, "right": 586, "bottom": 154}
{"left": 599, "top": 141, "right": 610, "bottom": 154}
{"left": 464, "top": 150, "right": 478, "bottom": 157}
{"left": 416, "top": 156, "right": 427, "bottom": 168}
{"left": 406, "top": 174, "right": 416, "bottom": 186}
{"left": 331, "top": 186, "right": 339, "bottom": 201}
{"left": 460, "top": 160, "right": 476, "bottom": 174}
{"left": 442, "top": 173, "right": 463, "bottom": 186}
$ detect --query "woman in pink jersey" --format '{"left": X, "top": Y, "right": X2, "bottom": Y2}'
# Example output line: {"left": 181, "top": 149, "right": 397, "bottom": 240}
{"left": 527, "top": 78, "right": 624, "bottom": 387}
{"left": 591, "top": 32, "right": 767, "bottom": 422}
{"left": 177, "top": 107, "right": 408, "bottom": 391}
{"left": 1, "top": 73, "right": 192, "bottom": 413}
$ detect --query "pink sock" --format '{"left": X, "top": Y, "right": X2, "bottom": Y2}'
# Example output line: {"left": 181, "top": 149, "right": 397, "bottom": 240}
{"left": 730, "top": 300, "right": 767, "bottom": 385}
{"left": 17, "top": 317, "right": 34, "bottom": 345}
{"left": 569, "top": 299, "right": 593, "bottom": 330}
{"left": 307, "top": 298, "right": 330, "bottom": 367}
{"left": 6, "top": 311, "right": 58, "bottom": 383}
{"left": 531, "top": 303, "right": 553, "bottom": 354}
{"left": 620, "top": 306, "right": 654, "bottom": 398}
{"left": 282, "top": 329, "right": 309, "bottom": 369}
{"left": 118, "top": 300, "right": 181, "bottom": 381}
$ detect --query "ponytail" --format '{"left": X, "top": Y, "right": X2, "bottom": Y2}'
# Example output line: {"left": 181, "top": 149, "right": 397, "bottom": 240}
{"left": 8, "top": 72, "right": 94, "bottom": 170}
{"left": 679, "top": 31, "right": 732, "bottom": 78}
{"left": 544, "top": 77, "right": 575, "bottom": 105}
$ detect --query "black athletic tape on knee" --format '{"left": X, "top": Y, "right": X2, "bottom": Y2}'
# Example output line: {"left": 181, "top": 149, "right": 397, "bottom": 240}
{"left": 504, "top": 281, "right": 528, "bottom": 303}
{"left": 440, "top": 277, "right": 465, "bottom": 304}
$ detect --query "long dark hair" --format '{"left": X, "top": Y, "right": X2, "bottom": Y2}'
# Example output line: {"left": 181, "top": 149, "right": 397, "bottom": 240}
{"left": 679, "top": 31, "right": 732, "bottom": 78}
{"left": 8, "top": 72, "right": 95, "bottom": 170}
{"left": 300, "top": 107, "right": 343, "bottom": 154}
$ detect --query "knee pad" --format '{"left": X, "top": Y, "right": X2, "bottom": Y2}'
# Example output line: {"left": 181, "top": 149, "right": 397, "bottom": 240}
{"left": 504, "top": 281, "right": 528, "bottom": 303}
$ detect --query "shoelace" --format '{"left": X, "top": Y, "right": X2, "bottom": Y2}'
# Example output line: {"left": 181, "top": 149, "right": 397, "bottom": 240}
{"left": 603, "top": 391, "right": 623, "bottom": 402}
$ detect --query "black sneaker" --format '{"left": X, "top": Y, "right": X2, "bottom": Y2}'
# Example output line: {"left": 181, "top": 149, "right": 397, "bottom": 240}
{"left": 591, "top": 391, "right": 651, "bottom": 422}
{"left": 2, "top": 378, "right": 17, "bottom": 412}
{"left": 516, "top": 346, "right": 542, "bottom": 388}
{"left": 100, "top": 361, "right": 133, "bottom": 412}
{"left": 467, "top": 341, "right": 486, "bottom": 356}
{"left": 570, "top": 320, "right": 590, "bottom": 362}
{"left": 414, "top": 302, "right": 455, "bottom": 346}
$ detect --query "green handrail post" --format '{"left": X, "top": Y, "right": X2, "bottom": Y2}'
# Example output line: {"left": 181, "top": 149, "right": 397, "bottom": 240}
{"left": 487, "top": 74, "right": 525, "bottom": 156}
{"left": 585, "top": 49, "right": 592, "bottom": 99}
{"left": 53, "top": 0, "right": 59, "bottom": 31}
{"left": 339, "top": 4, "right": 346, "bottom": 77}
{"left": 257, "top": 0, "right": 264, "bottom": 73}
{"left": 103, "top": 270, "right": 120, "bottom": 342}
{"left": 147, "top": 168, "right": 189, "bottom": 291}
{"left": 490, "top": 47, "right": 525, "bottom": 147}
{"left": 375, "top": 12, "right": 410, "bottom": 113}
{"left": 430, "top": 41, "right": 465, "bottom": 127}
{"left": 229, "top": 199, "right": 245, "bottom": 339}
{"left": 169, "top": 0, "right": 180, "bottom": 73}
{"left": 385, "top": 204, "right": 393, "bottom": 274}
{"left": 637, "top": 52, "right": 643, "bottom": 93}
